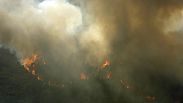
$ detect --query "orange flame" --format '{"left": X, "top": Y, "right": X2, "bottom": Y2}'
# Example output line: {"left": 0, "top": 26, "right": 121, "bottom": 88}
{"left": 21, "top": 54, "right": 67, "bottom": 88}
{"left": 101, "top": 59, "right": 110, "bottom": 69}
{"left": 21, "top": 54, "right": 40, "bottom": 80}
{"left": 22, "top": 54, "right": 38, "bottom": 71}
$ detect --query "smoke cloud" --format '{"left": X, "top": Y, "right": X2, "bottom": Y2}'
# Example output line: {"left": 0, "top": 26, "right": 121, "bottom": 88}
{"left": 0, "top": 0, "right": 110, "bottom": 77}
{"left": 81, "top": 0, "right": 183, "bottom": 101}
{"left": 1, "top": 0, "right": 183, "bottom": 102}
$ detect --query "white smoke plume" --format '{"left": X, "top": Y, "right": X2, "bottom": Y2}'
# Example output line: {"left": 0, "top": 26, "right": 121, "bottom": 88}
{"left": 0, "top": 0, "right": 109, "bottom": 62}
{"left": 0, "top": 0, "right": 111, "bottom": 82}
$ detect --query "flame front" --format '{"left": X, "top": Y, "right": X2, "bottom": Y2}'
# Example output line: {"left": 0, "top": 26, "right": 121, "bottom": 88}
{"left": 21, "top": 54, "right": 40, "bottom": 80}
{"left": 22, "top": 54, "right": 38, "bottom": 71}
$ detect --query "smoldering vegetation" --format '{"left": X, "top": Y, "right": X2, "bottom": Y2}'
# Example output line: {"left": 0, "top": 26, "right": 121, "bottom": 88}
{"left": 1, "top": 0, "right": 183, "bottom": 103}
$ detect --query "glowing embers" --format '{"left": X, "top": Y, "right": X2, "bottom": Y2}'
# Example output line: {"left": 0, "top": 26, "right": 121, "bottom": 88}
{"left": 101, "top": 59, "right": 110, "bottom": 69}
{"left": 21, "top": 54, "right": 45, "bottom": 80}
{"left": 22, "top": 54, "right": 38, "bottom": 72}
{"left": 98, "top": 59, "right": 112, "bottom": 79}
{"left": 80, "top": 59, "right": 112, "bottom": 80}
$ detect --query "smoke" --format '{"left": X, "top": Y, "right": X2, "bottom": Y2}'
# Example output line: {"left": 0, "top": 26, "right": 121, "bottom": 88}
{"left": 78, "top": 0, "right": 183, "bottom": 101}
{"left": 0, "top": 0, "right": 110, "bottom": 75}
{"left": 0, "top": 0, "right": 80, "bottom": 53}
{"left": 1, "top": 0, "right": 183, "bottom": 102}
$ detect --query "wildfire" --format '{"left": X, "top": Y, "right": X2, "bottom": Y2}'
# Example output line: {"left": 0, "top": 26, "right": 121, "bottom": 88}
{"left": 21, "top": 54, "right": 71, "bottom": 88}
{"left": 22, "top": 54, "right": 38, "bottom": 71}
{"left": 101, "top": 59, "right": 110, "bottom": 69}
{"left": 21, "top": 54, "right": 40, "bottom": 80}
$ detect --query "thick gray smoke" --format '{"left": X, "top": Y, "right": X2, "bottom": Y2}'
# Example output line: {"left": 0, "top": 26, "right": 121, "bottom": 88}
{"left": 1, "top": 0, "right": 183, "bottom": 102}
{"left": 80, "top": 0, "right": 183, "bottom": 101}
{"left": 0, "top": 0, "right": 110, "bottom": 79}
